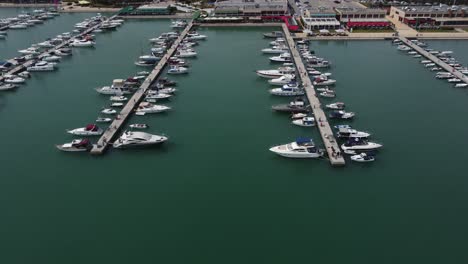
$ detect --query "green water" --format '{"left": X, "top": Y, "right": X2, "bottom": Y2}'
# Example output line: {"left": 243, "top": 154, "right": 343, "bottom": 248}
{"left": 1, "top": 8, "right": 468, "bottom": 262}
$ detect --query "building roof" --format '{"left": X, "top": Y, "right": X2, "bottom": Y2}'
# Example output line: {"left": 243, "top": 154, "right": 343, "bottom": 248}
{"left": 393, "top": 5, "right": 468, "bottom": 14}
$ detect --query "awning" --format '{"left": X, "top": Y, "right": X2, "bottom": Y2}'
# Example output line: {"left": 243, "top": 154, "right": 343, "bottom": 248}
{"left": 347, "top": 21, "right": 391, "bottom": 27}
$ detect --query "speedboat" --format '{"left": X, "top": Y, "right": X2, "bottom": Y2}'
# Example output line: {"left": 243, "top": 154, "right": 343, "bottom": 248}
{"left": 136, "top": 102, "right": 170, "bottom": 114}
{"left": 420, "top": 60, "right": 432, "bottom": 64}
{"left": 350, "top": 153, "right": 375, "bottom": 163}
{"left": 269, "top": 84, "right": 304, "bottom": 96}
{"left": 336, "top": 127, "right": 370, "bottom": 139}
{"left": 269, "top": 138, "right": 323, "bottom": 158}
{"left": 70, "top": 39, "right": 95, "bottom": 47}
{"left": 334, "top": 124, "right": 352, "bottom": 129}
{"left": 56, "top": 139, "right": 92, "bottom": 152}
{"left": 269, "top": 53, "right": 292, "bottom": 63}
{"left": 9, "top": 23, "right": 28, "bottom": 29}
{"left": 3, "top": 75, "right": 25, "bottom": 84}
{"left": 67, "top": 124, "right": 103, "bottom": 136}
{"left": 326, "top": 102, "right": 345, "bottom": 110}
{"left": 18, "top": 71, "right": 31, "bottom": 78}
{"left": 291, "top": 113, "right": 308, "bottom": 119}
{"left": 268, "top": 74, "right": 295, "bottom": 85}
{"left": 0, "top": 83, "right": 18, "bottom": 91}
{"left": 151, "top": 87, "right": 177, "bottom": 94}
{"left": 263, "top": 31, "right": 284, "bottom": 38}
{"left": 455, "top": 83, "right": 468, "bottom": 88}
{"left": 110, "top": 95, "right": 128, "bottom": 101}
{"left": 111, "top": 102, "right": 124, "bottom": 107}
{"left": 135, "top": 60, "right": 156, "bottom": 67}
{"left": 96, "top": 117, "right": 112, "bottom": 123}
{"left": 167, "top": 66, "right": 188, "bottom": 74}
{"left": 256, "top": 66, "right": 295, "bottom": 78}
{"left": 448, "top": 78, "right": 461, "bottom": 83}
{"left": 129, "top": 123, "right": 148, "bottom": 129}
{"left": 319, "top": 91, "right": 336, "bottom": 98}
{"left": 113, "top": 131, "right": 168, "bottom": 149}
{"left": 145, "top": 93, "right": 172, "bottom": 100}
{"left": 27, "top": 61, "right": 55, "bottom": 71}
{"left": 96, "top": 79, "right": 133, "bottom": 95}
{"left": 329, "top": 110, "right": 354, "bottom": 119}
{"left": 101, "top": 108, "right": 116, "bottom": 115}
{"left": 272, "top": 98, "right": 308, "bottom": 112}
{"left": 397, "top": 45, "right": 411, "bottom": 51}
{"left": 341, "top": 138, "right": 382, "bottom": 151}
{"left": 292, "top": 117, "right": 315, "bottom": 127}
{"left": 261, "top": 46, "right": 289, "bottom": 54}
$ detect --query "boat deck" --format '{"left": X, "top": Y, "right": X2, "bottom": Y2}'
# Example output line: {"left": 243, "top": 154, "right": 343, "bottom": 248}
{"left": 399, "top": 36, "right": 468, "bottom": 85}
{"left": 90, "top": 21, "right": 194, "bottom": 155}
{"left": 282, "top": 24, "right": 346, "bottom": 166}
{"left": 0, "top": 15, "right": 118, "bottom": 83}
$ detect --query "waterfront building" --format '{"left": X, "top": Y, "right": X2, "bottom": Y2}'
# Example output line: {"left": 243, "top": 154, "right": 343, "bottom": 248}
{"left": 336, "top": 8, "right": 392, "bottom": 29}
{"left": 390, "top": 5, "right": 468, "bottom": 28}
{"left": 213, "top": 0, "right": 288, "bottom": 17}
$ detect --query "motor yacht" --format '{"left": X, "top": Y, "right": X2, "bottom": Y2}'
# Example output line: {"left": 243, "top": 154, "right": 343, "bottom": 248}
{"left": 269, "top": 138, "right": 323, "bottom": 158}
{"left": 0, "top": 83, "right": 18, "bottom": 91}
{"left": 27, "top": 61, "right": 55, "bottom": 71}
{"left": 101, "top": 108, "right": 116, "bottom": 115}
{"left": 67, "top": 124, "right": 103, "bottom": 136}
{"left": 336, "top": 127, "right": 370, "bottom": 139}
{"left": 129, "top": 123, "right": 148, "bottom": 129}
{"left": 272, "top": 98, "right": 308, "bottom": 112}
{"left": 110, "top": 95, "right": 128, "bottom": 101}
{"left": 70, "top": 39, "right": 95, "bottom": 47}
{"left": 350, "top": 153, "right": 375, "bottom": 162}
{"left": 261, "top": 46, "right": 289, "bottom": 54}
{"left": 96, "top": 79, "right": 133, "bottom": 95}
{"left": 256, "top": 66, "right": 295, "bottom": 78}
{"left": 326, "top": 102, "right": 345, "bottom": 110}
{"left": 56, "top": 139, "right": 92, "bottom": 152}
{"left": 455, "top": 83, "right": 468, "bottom": 88}
{"left": 292, "top": 117, "right": 315, "bottom": 127}
{"left": 268, "top": 74, "right": 296, "bottom": 85}
{"left": 136, "top": 102, "right": 170, "bottom": 114}
{"left": 269, "top": 53, "right": 292, "bottom": 63}
{"left": 3, "top": 75, "right": 25, "bottom": 84}
{"left": 329, "top": 110, "right": 354, "bottom": 119}
{"left": 319, "top": 91, "right": 336, "bottom": 98}
{"left": 263, "top": 31, "right": 284, "bottom": 38}
{"left": 96, "top": 117, "right": 112, "bottom": 123}
{"left": 341, "top": 138, "right": 382, "bottom": 151}
{"left": 113, "top": 131, "right": 168, "bottom": 148}
{"left": 167, "top": 66, "right": 188, "bottom": 74}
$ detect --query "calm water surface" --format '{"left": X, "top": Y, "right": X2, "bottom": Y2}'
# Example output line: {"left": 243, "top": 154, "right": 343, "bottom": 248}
{"left": 1, "top": 8, "right": 468, "bottom": 263}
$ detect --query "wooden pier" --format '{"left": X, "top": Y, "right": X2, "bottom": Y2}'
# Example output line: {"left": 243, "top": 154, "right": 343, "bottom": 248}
{"left": 90, "top": 21, "right": 194, "bottom": 155}
{"left": 282, "top": 24, "right": 345, "bottom": 166}
{"left": 399, "top": 36, "right": 468, "bottom": 85}
{"left": 0, "top": 15, "right": 117, "bottom": 83}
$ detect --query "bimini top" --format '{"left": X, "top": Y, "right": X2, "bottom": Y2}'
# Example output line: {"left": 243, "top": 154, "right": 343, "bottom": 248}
{"left": 85, "top": 124, "right": 99, "bottom": 131}
{"left": 296, "top": 137, "right": 314, "bottom": 145}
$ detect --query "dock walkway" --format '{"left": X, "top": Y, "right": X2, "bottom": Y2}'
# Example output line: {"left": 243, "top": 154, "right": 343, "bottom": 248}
{"left": 399, "top": 36, "right": 468, "bottom": 84}
{"left": 282, "top": 24, "right": 345, "bottom": 166}
{"left": 90, "top": 21, "right": 194, "bottom": 155}
{"left": 1, "top": 15, "right": 117, "bottom": 83}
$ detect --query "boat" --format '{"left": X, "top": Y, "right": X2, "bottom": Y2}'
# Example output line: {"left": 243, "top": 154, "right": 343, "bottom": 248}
{"left": 424, "top": 63, "right": 436, "bottom": 67}
{"left": 269, "top": 53, "right": 292, "bottom": 63}
{"left": 176, "top": 49, "right": 197, "bottom": 58}
{"left": 261, "top": 46, "right": 289, "bottom": 54}
{"left": 9, "top": 24, "right": 28, "bottom": 29}
{"left": 56, "top": 139, "right": 92, "bottom": 152}
{"left": 334, "top": 124, "right": 352, "bottom": 129}
{"left": 185, "top": 32, "right": 207, "bottom": 41}
{"left": 448, "top": 78, "right": 461, "bottom": 83}
{"left": 95, "top": 79, "right": 133, "bottom": 95}
{"left": 37, "top": 41, "right": 54, "bottom": 48}
{"left": 42, "top": 55, "right": 61, "bottom": 62}
{"left": 145, "top": 93, "right": 172, "bottom": 100}
{"left": 313, "top": 78, "right": 336, "bottom": 86}
{"left": 269, "top": 138, "right": 323, "bottom": 158}
{"left": 263, "top": 31, "right": 284, "bottom": 38}
{"left": 129, "top": 123, "right": 148, "bottom": 129}
{"left": 408, "top": 51, "right": 417, "bottom": 55}
{"left": 272, "top": 98, "right": 308, "bottom": 112}
{"left": 268, "top": 74, "right": 295, "bottom": 85}
{"left": 350, "top": 153, "right": 375, "bottom": 163}
{"left": 292, "top": 117, "right": 315, "bottom": 127}
{"left": 55, "top": 48, "right": 72, "bottom": 56}
{"left": 291, "top": 113, "right": 308, "bottom": 119}
{"left": 17, "top": 71, "right": 30, "bottom": 78}
{"left": 326, "top": 102, "right": 345, "bottom": 110}
{"left": 329, "top": 110, "right": 354, "bottom": 119}
{"left": 111, "top": 102, "right": 124, "bottom": 107}
{"left": 18, "top": 47, "right": 40, "bottom": 55}
{"left": 413, "top": 55, "right": 422, "bottom": 58}
{"left": 67, "top": 124, "right": 103, "bottom": 136}
{"left": 0, "top": 83, "right": 18, "bottom": 91}
{"left": 455, "top": 83, "right": 468, "bottom": 88}
{"left": 137, "top": 71, "right": 150, "bottom": 76}
{"left": 113, "top": 131, "right": 168, "bottom": 148}
{"left": 96, "top": 117, "right": 112, "bottom": 123}
{"left": 136, "top": 102, "right": 170, "bottom": 114}
{"left": 101, "top": 108, "right": 116, "bottom": 115}
{"left": 341, "top": 138, "right": 382, "bottom": 151}
{"left": 397, "top": 45, "right": 411, "bottom": 51}
{"left": 167, "top": 66, "right": 188, "bottom": 74}
{"left": 319, "top": 91, "right": 336, "bottom": 98}
{"left": 269, "top": 83, "right": 304, "bottom": 96}
{"left": 171, "top": 20, "right": 188, "bottom": 28}
{"left": 3, "top": 75, "right": 25, "bottom": 84}
{"left": 152, "top": 87, "right": 177, "bottom": 94}
{"left": 336, "top": 127, "right": 370, "bottom": 139}
{"left": 110, "top": 95, "right": 128, "bottom": 101}
{"left": 135, "top": 60, "right": 156, "bottom": 67}
{"left": 420, "top": 60, "right": 432, "bottom": 64}
{"left": 26, "top": 61, "right": 55, "bottom": 71}
{"left": 156, "top": 77, "right": 177, "bottom": 86}
{"left": 70, "top": 39, "right": 95, "bottom": 47}
{"left": 256, "top": 67, "right": 295, "bottom": 78}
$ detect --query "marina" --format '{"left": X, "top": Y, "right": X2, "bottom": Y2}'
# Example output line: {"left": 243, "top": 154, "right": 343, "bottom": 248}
{"left": 1, "top": 4, "right": 468, "bottom": 262}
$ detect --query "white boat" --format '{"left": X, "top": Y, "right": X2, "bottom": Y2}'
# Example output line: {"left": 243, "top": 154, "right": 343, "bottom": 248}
{"left": 101, "top": 108, "right": 116, "bottom": 115}
{"left": 448, "top": 78, "right": 461, "bottom": 83}
{"left": 269, "top": 53, "right": 292, "bottom": 63}
{"left": 268, "top": 74, "right": 295, "bottom": 85}
{"left": 424, "top": 63, "right": 436, "bottom": 67}
{"left": 269, "top": 138, "right": 323, "bottom": 158}
{"left": 319, "top": 91, "right": 336, "bottom": 98}
{"left": 171, "top": 20, "right": 188, "bottom": 28}
{"left": 397, "top": 45, "right": 411, "bottom": 51}
{"left": 0, "top": 83, "right": 18, "bottom": 91}
{"left": 176, "top": 49, "right": 197, "bottom": 58}
{"left": 111, "top": 102, "right": 124, "bottom": 107}
{"left": 113, "top": 131, "right": 168, "bottom": 148}
{"left": 413, "top": 55, "right": 422, "bottom": 58}
{"left": 167, "top": 66, "right": 188, "bottom": 74}
{"left": 350, "top": 153, "right": 375, "bottom": 162}
{"left": 56, "top": 139, "right": 92, "bottom": 152}
{"left": 291, "top": 113, "right": 307, "bottom": 119}
{"left": 110, "top": 95, "right": 128, "bottom": 101}
{"left": 67, "top": 124, "right": 103, "bottom": 136}
{"left": 9, "top": 24, "right": 28, "bottom": 29}
{"left": 136, "top": 102, "right": 170, "bottom": 114}
{"left": 269, "top": 83, "right": 304, "bottom": 96}
{"left": 37, "top": 41, "right": 54, "bottom": 48}
{"left": 42, "top": 55, "right": 61, "bottom": 62}
{"left": 420, "top": 60, "right": 432, "bottom": 64}
{"left": 129, "top": 123, "right": 148, "bottom": 129}
{"left": 326, "top": 102, "right": 345, "bottom": 110}
{"left": 96, "top": 117, "right": 112, "bottom": 123}
{"left": 18, "top": 47, "right": 40, "bottom": 55}
{"left": 292, "top": 117, "right": 315, "bottom": 127}
{"left": 96, "top": 79, "right": 132, "bottom": 95}
{"left": 408, "top": 51, "right": 417, "bottom": 55}
{"left": 329, "top": 110, "right": 354, "bottom": 119}
{"left": 17, "top": 71, "right": 30, "bottom": 78}
{"left": 256, "top": 67, "right": 295, "bottom": 78}
{"left": 70, "top": 39, "right": 95, "bottom": 47}
{"left": 336, "top": 127, "right": 370, "bottom": 139}
{"left": 313, "top": 78, "right": 336, "bottom": 86}
{"left": 185, "top": 32, "right": 207, "bottom": 41}
{"left": 455, "top": 83, "right": 467, "bottom": 88}
{"left": 341, "top": 138, "right": 382, "bottom": 151}
{"left": 145, "top": 93, "right": 172, "bottom": 100}
{"left": 3, "top": 75, "right": 25, "bottom": 84}
{"left": 261, "top": 46, "right": 289, "bottom": 54}
{"left": 27, "top": 61, "right": 55, "bottom": 71}
{"left": 152, "top": 87, "right": 177, "bottom": 94}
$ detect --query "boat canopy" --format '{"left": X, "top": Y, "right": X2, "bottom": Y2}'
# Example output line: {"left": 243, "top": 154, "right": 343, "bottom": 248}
{"left": 296, "top": 137, "right": 313, "bottom": 145}
{"left": 85, "top": 124, "right": 98, "bottom": 131}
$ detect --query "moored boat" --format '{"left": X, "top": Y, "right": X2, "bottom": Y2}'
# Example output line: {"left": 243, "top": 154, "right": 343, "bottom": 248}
{"left": 56, "top": 139, "right": 92, "bottom": 152}
{"left": 269, "top": 138, "right": 323, "bottom": 158}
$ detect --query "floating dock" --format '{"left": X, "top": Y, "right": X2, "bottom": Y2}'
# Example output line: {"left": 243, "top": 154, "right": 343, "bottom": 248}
{"left": 399, "top": 36, "right": 468, "bottom": 85}
{"left": 282, "top": 24, "right": 346, "bottom": 166}
{"left": 0, "top": 15, "right": 117, "bottom": 83}
{"left": 90, "top": 21, "right": 194, "bottom": 155}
